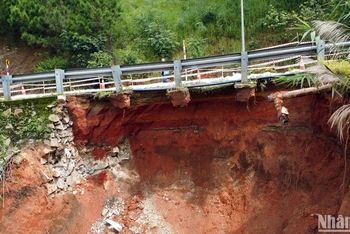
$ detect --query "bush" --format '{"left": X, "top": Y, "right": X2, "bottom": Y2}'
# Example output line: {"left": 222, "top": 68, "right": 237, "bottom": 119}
{"left": 34, "top": 56, "right": 68, "bottom": 72}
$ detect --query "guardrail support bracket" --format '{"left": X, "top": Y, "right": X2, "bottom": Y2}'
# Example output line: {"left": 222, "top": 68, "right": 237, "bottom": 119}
{"left": 2, "top": 75, "right": 13, "bottom": 100}
{"left": 55, "top": 69, "right": 65, "bottom": 94}
{"left": 241, "top": 51, "right": 248, "bottom": 82}
{"left": 112, "top": 65, "right": 122, "bottom": 92}
{"left": 317, "top": 39, "right": 325, "bottom": 62}
{"left": 173, "top": 60, "right": 183, "bottom": 88}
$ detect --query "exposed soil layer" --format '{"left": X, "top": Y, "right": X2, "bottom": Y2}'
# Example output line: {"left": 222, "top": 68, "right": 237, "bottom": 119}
{"left": 1, "top": 85, "right": 349, "bottom": 233}
{"left": 67, "top": 86, "right": 348, "bottom": 233}
{"left": 167, "top": 89, "right": 191, "bottom": 107}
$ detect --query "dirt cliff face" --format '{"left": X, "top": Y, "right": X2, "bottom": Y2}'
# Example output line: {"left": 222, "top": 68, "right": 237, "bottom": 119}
{"left": 65, "top": 86, "right": 348, "bottom": 233}
{"left": 1, "top": 85, "right": 348, "bottom": 234}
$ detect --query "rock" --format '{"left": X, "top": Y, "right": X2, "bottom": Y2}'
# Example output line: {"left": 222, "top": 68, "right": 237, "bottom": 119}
{"left": 4, "top": 138, "right": 11, "bottom": 146}
{"left": 102, "top": 207, "right": 109, "bottom": 217}
{"left": 50, "top": 139, "right": 59, "bottom": 148}
{"left": 5, "top": 123, "right": 13, "bottom": 129}
{"left": 112, "top": 147, "right": 119, "bottom": 154}
{"left": 14, "top": 108, "right": 23, "bottom": 116}
{"left": 45, "top": 183, "right": 57, "bottom": 195}
{"left": 3, "top": 108, "right": 11, "bottom": 116}
{"left": 62, "top": 116, "right": 70, "bottom": 124}
{"left": 47, "top": 123, "right": 55, "bottom": 129}
{"left": 107, "top": 157, "right": 118, "bottom": 167}
{"left": 92, "top": 160, "right": 109, "bottom": 171}
{"left": 40, "top": 157, "right": 48, "bottom": 165}
{"left": 103, "top": 180, "right": 111, "bottom": 191}
{"left": 12, "top": 155, "right": 23, "bottom": 165}
{"left": 48, "top": 114, "right": 60, "bottom": 122}
{"left": 57, "top": 178, "right": 65, "bottom": 189}
{"left": 66, "top": 161, "right": 75, "bottom": 176}
{"left": 106, "top": 219, "right": 122, "bottom": 232}
{"left": 51, "top": 168, "right": 61, "bottom": 178}
{"left": 42, "top": 147, "right": 53, "bottom": 155}
{"left": 47, "top": 104, "right": 56, "bottom": 108}
{"left": 64, "top": 148, "right": 71, "bottom": 158}
{"left": 66, "top": 171, "right": 79, "bottom": 186}
{"left": 55, "top": 123, "right": 64, "bottom": 130}
{"left": 41, "top": 171, "right": 52, "bottom": 183}
{"left": 57, "top": 95, "right": 66, "bottom": 102}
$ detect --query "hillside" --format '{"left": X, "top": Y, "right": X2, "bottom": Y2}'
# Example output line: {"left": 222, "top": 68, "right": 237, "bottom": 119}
{"left": 0, "top": 0, "right": 338, "bottom": 71}
{"left": 0, "top": 40, "right": 48, "bottom": 74}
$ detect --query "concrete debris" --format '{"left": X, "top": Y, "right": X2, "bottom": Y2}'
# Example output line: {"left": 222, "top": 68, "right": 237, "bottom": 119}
{"left": 106, "top": 219, "right": 122, "bottom": 232}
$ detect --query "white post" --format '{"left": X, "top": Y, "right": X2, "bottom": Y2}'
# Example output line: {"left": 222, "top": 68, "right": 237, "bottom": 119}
{"left": 241, "top": 0, "right": 245, "bottom": 53}
{"left": 183, "top": 40, "right": 188, "bottom": 81}
{"left": 240, "top": 0, "right": 248, "bottom": 82}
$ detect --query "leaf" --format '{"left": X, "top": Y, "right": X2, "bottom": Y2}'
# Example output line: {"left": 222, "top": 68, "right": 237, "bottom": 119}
{"left": 310, "top": 31, "right": 316, "bottom": 43}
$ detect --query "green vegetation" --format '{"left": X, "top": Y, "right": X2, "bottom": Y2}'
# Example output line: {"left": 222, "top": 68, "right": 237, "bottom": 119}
{"left": 0, "top": 0, "right": 347, "bottom": 71}
{"left": 0, "top": 97, "right": 55, "bottom": 158}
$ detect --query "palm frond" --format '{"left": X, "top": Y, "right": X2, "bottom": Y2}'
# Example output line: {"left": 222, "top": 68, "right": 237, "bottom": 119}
{"left": 273, "top": 73, "right": 318, "bottom": 88}
{"left": 306, "top": 64, "right": 340, "bottom": 84}
{"left": 312, "top": 20, "right": 350, "bottom": 43}
{"left": 328, "top": 104, "right": 350, "bottom": 142}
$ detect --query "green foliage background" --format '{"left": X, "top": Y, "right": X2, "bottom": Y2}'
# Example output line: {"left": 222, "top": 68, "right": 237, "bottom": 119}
{"left": 0, "top": 0, "right": 347, "bottom": 70}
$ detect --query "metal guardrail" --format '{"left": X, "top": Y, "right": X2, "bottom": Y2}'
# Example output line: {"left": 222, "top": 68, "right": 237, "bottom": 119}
{"left": 1, "top": 40, "right": 350, "bottom": 100}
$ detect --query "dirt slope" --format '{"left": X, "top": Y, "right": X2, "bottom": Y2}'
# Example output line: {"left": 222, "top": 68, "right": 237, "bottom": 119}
{"left": 0, "top": 41, "right": 47, "bottom": 74}
{"left": 1, "top": 85, "right": 349, "bottom": 234}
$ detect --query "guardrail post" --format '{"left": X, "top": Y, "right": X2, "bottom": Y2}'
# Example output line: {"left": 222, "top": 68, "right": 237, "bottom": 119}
{"left": 2, "top": 75, "right": 13, "bottom": 100}
{"left": 241, "top": 51, "right": 248, "bottom": 82}
{"left": 317, "top": 39, "right": 325, "bottom": 61}
{"left": 173, "top": 60, "right": 183, "bottom": 88}
{"left": 55, "top": 69, "right": 64, "bottom": 94}
{"left": 111, "top": 65, "right": 122, "bottom": 92}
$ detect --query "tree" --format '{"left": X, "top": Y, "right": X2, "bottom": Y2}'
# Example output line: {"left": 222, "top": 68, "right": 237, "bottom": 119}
{"left": 61, "top": 31, "right": 107, "bottom": 67}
